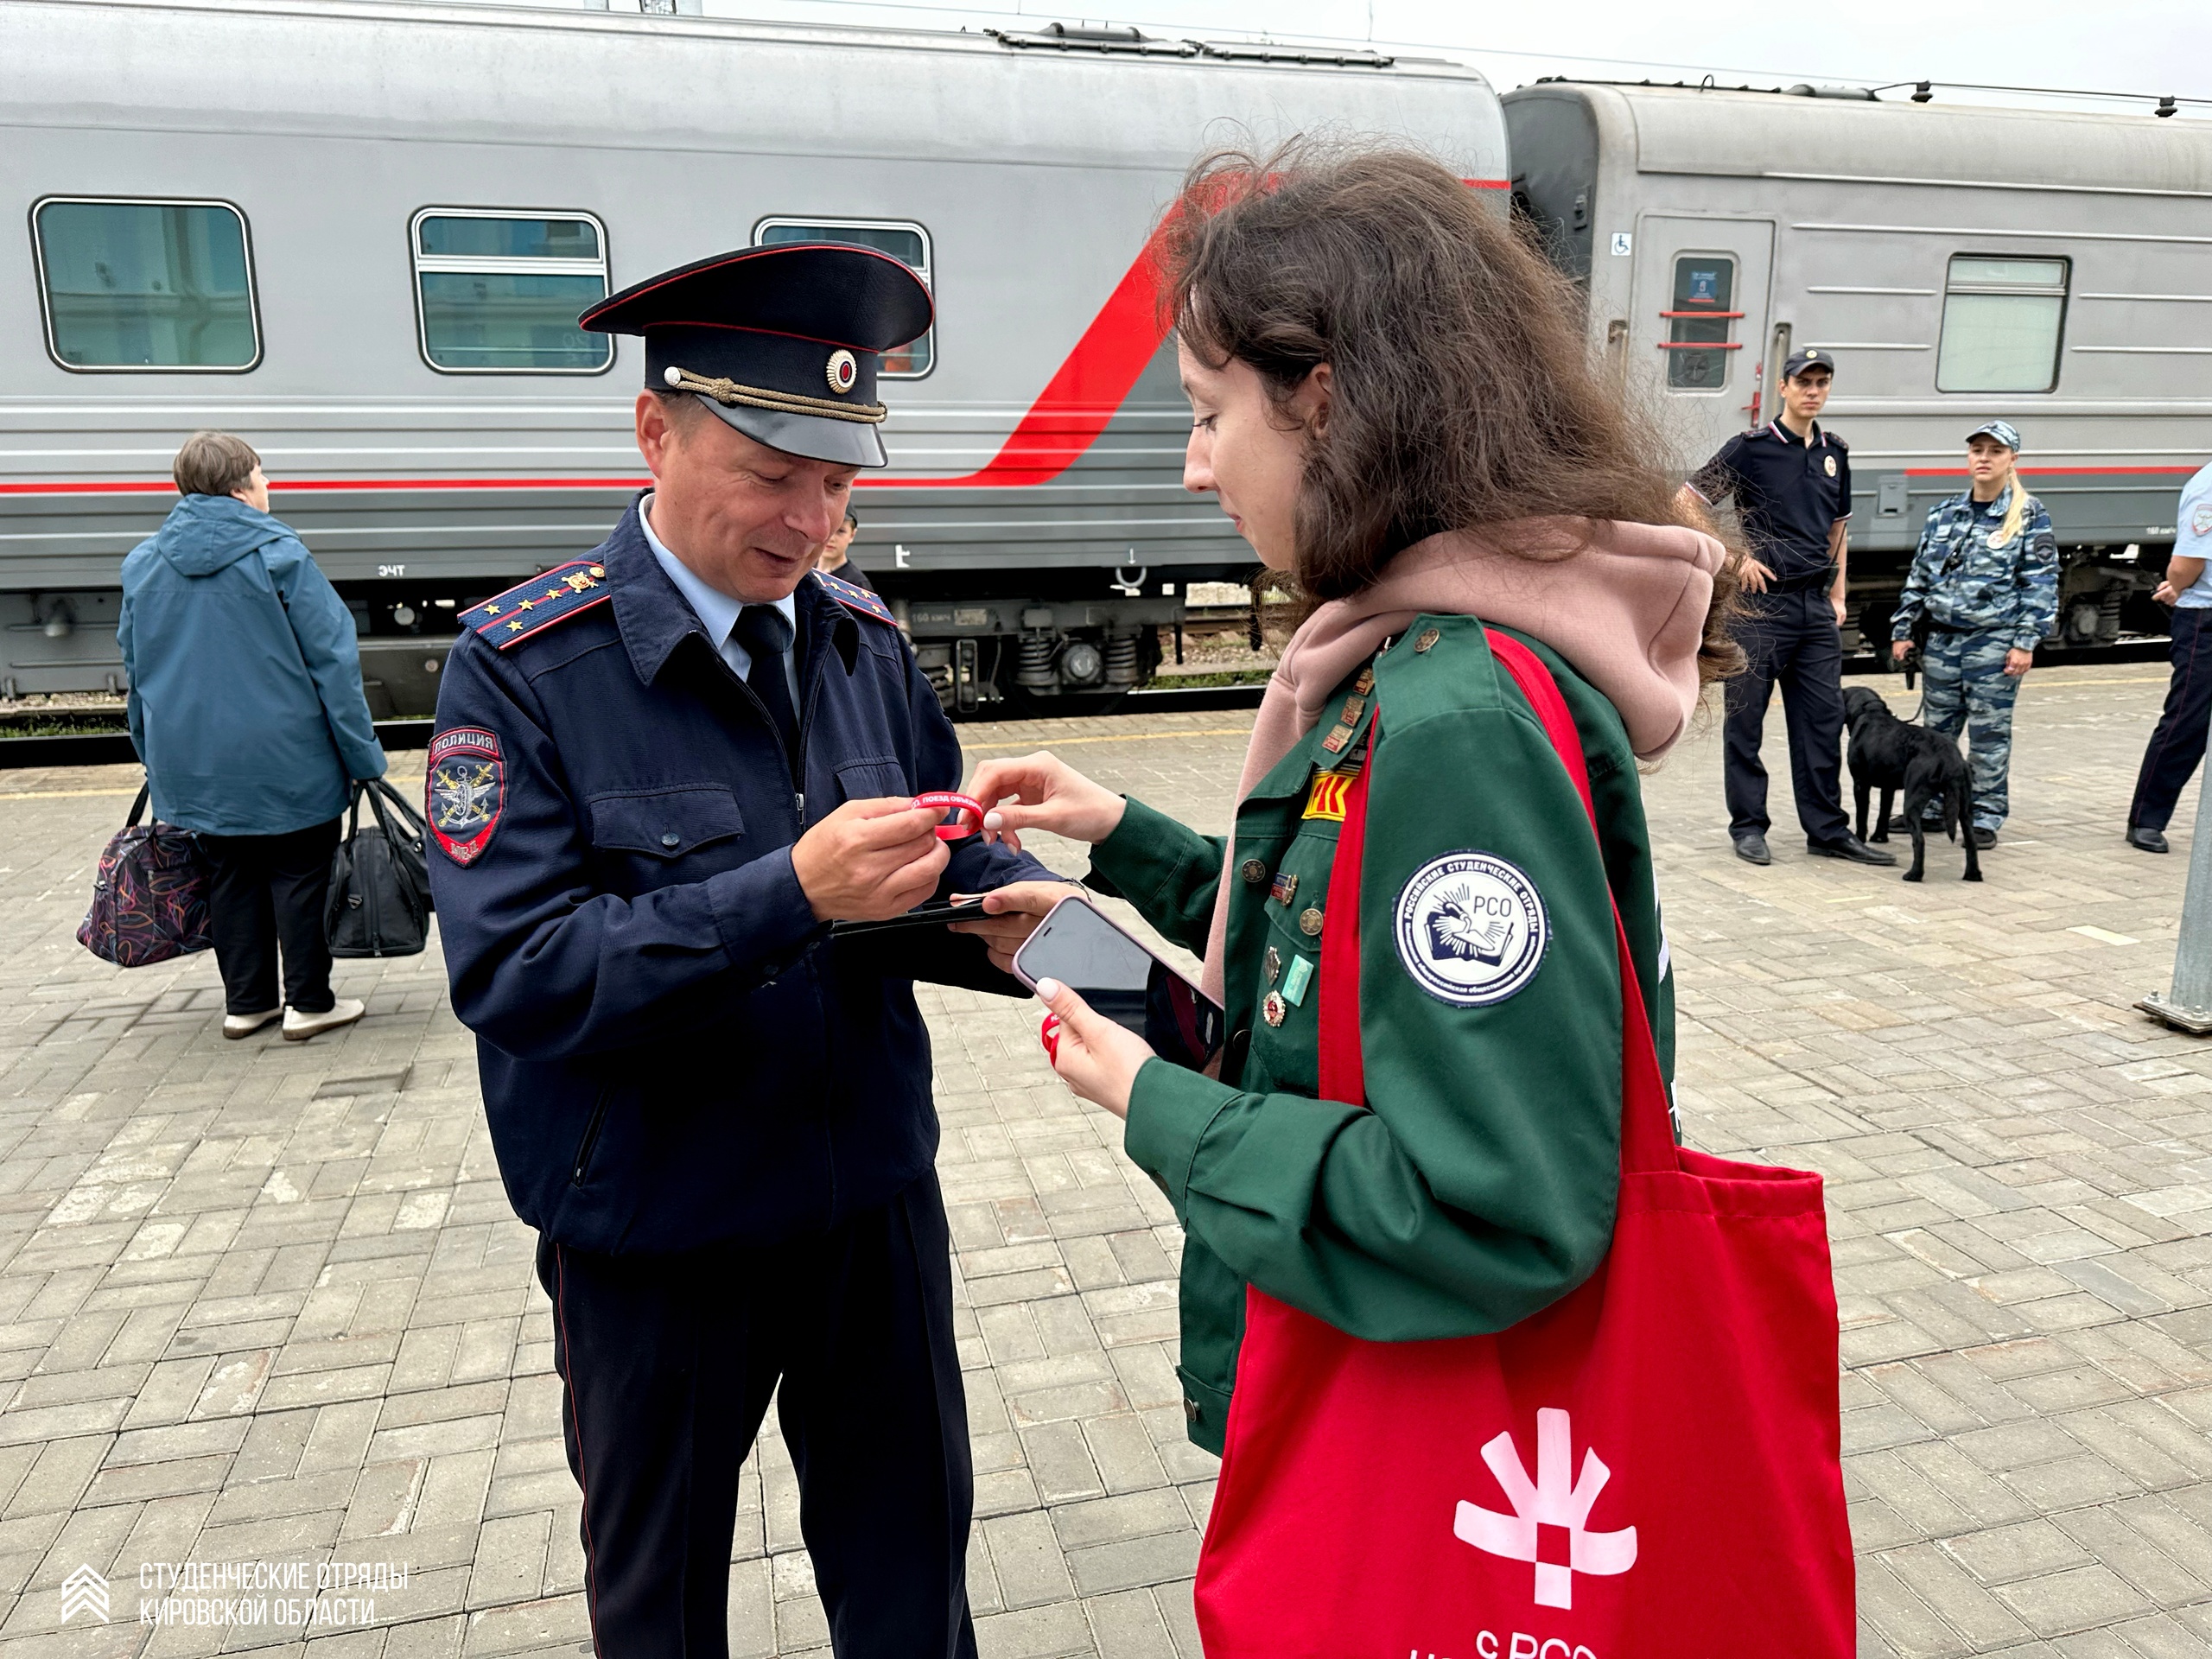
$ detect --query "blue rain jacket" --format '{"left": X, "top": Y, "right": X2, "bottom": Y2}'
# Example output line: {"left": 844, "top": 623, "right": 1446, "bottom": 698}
{"left": 118, "top": 493, "right": 386, "bottom": 835}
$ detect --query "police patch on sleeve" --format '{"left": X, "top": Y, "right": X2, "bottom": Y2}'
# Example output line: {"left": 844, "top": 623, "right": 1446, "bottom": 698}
{"left": 427, "top": 727, "right": 505, "bottom": 866}
{"left": 1393, "top": 851, "right": 1548, "bottom": 1007}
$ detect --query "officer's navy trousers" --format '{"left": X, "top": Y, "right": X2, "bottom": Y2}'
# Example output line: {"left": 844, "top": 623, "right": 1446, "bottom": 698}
{"left": 2129, "top": 606, "right": 2212, "bottom": 832}
{"left": 1724, "top": 588, "right": 1851, "bottom": 844}
{"left": 539, "top": 1170, "right": 978, "bottom": 1659}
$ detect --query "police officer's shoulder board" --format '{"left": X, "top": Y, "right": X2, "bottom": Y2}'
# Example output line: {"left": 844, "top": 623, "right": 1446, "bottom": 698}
{"left": 459, "top": 559, "right": 611, "bottom": 649}
{"left": 814, "top": 569, "right": 896, "bottom": 626}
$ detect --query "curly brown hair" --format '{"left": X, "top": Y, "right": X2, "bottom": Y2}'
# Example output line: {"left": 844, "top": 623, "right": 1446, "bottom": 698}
{"left": 1160, "top": 140, "right": 1743, "bottom": 687}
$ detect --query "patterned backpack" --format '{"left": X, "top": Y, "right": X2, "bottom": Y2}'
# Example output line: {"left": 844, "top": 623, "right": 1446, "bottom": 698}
{"left": 78, "top": 784, "right": 215, "bottom": 968}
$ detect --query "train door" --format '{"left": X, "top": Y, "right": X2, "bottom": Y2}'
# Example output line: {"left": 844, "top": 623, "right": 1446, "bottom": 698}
{"left": 1630, "top": 216, "right": 1774, "bottom": 467}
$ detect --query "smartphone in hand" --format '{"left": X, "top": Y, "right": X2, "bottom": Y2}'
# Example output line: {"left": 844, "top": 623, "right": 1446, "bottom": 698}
{"left": 1011, "top": 895, "right": 1226, "bottom": 1073}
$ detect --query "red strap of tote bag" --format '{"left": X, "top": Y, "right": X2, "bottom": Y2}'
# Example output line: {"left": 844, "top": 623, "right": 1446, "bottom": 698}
{"left": 1195, "top": 630, "right": 1854, "bottom": 1658}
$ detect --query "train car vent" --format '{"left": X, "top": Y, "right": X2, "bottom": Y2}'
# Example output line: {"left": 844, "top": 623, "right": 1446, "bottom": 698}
{"left": 1197, "top": 41, "right": 1394, "bottom": 67}
{"left": 988, "top": 22, "right": 1198, "bottom": 55}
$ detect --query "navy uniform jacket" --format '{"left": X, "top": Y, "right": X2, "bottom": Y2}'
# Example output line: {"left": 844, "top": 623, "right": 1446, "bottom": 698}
{"left": 428, "top": 499, "right": 1046, "bottom": 1255}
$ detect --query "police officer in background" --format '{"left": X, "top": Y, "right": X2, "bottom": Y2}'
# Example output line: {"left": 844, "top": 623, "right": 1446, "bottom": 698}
{"left": 1680, "top": 349, "right": 1895, "bottom": 867}
{"left": 2126, "top": 454, "right": 2212, "bottom": 852}
{"left": 814, "top": 505, "right": 872, "bottom": 588}
{"left": 426, "top": 245, "right": 1066, "bottom": 1658}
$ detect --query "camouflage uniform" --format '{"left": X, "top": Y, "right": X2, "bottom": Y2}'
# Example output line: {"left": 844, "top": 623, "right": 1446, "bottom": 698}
{"left": 1891, "top": 486, "right": 2058, "bottom": 829}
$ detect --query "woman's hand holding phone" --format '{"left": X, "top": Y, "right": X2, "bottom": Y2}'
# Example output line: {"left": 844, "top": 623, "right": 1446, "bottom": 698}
{"left": 966, "top": 752, "right": 1128, "bottom": 853}
{"left": 1031, "top": 977, "right": 1156, "bottom": 1120}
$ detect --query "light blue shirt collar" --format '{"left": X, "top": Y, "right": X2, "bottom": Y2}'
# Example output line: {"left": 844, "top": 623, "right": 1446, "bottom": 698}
{"left": 639, "top": 493, "right": 798, "bottom": 690}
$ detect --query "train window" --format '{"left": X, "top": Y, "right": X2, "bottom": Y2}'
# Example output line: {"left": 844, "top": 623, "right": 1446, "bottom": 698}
{"left": 32, "top": 198, "right": 259, "bottom": 372}
{"left": 753, "top": 218, "right": 933, "bottom": 376}
{"left": 410, "top": 209, "right": 612, "bottom": 374}
{"left": 1662, "top": 256, "right": 1740, "bottom": 391}
{"left": 1937, "top": 257, "right": 2068, "bottom": 393}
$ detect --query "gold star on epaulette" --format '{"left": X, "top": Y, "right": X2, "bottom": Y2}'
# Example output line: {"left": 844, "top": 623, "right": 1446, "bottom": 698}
{"left": 518, "top": 599, "right": 536, "bottom": 611}
{"left": 484, "top": 604, "right": 501, "bottom": 616}
{"left": 543, "top": 587, "right": 563, "bottom": 601}
{"left": 505, "top": 619, "right": 524, "bottom": 632}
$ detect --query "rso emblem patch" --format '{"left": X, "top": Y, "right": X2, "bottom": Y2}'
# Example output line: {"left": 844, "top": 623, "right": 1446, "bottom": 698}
{"left": 1393, "top": 851, "right": 1548, "bottom": 1007}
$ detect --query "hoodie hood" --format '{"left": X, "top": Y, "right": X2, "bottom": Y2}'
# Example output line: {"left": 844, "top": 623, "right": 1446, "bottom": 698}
{"left": 1272, "top": 518, "right": 1723, "bottom": 762}
{"left": 151, "top": 492, "right": 294, "bottom": 577}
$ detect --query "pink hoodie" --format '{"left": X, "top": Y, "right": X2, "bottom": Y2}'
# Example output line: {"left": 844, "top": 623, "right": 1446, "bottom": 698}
{"left": 1198, "top": 518, "right": 1723, "bottom": 1001}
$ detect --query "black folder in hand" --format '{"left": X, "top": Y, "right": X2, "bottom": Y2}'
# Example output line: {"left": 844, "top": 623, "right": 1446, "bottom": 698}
{"left": 828, "top": 896, "right": 987, "bottom": 938}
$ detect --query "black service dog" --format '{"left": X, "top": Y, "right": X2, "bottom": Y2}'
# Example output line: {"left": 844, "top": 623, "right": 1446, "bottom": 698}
{"left": 1842, "top": 685, "right": 1982, "bottom": 883}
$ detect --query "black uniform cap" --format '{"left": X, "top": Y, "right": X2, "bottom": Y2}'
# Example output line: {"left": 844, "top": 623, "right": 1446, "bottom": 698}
{"left": 580, "top": 244, "right": 934, "bottom": 468}
{"left": 1782, "top": 347, "right": 1834, "bottom": 381}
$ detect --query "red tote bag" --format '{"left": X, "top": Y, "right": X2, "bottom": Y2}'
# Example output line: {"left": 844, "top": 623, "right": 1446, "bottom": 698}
{"left": 1193, "top": 632, "right": 1854, "bottom": 1658}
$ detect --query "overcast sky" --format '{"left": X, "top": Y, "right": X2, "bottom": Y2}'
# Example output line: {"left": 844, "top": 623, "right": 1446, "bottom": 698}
{"left": 687, "top": 0, "right": 2212, "bottom": 115}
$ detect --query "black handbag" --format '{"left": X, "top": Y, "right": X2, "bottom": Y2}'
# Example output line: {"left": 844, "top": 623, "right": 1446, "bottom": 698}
{"left": 326, "top": 778, "right": 432, "bottom": 958}
{"left": 78, "top": 782, "right": 215, "bottom": 967}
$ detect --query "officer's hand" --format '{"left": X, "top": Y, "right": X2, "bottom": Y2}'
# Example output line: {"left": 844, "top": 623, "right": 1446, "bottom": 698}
{"left": 968, "top": 753, "right": 1127, "bottom": 853}
{"left": 791, "top": 798, "right": 949, "bottom": 922}
{"left": 2154, "top": 580, "right": 2180, "bottom": 607}
{"left": 1891, "top": 639, "right": 1912, "bottom": 664}
{"left": 2004, "top": 648, "right": 2034, "bottom": 678}
{"left": 1738, "top": 557, "right": 1775, "bottom": 594}
{"left": 947, "top": 880, "right": 1085, "bottom": 975}
{"left": 1033, "top": 978, "right": 1155, "bottom": 1121}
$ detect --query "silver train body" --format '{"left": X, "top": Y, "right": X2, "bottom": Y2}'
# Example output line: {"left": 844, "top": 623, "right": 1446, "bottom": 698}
{"left": 1507, "top": 81, "right": 2212, "bottom": 649}
{"left": 3, "top": 3, "right": 2207, "bottom": 715}
{"left": 0, "top": 0, "right": 1506, "bottom": 714}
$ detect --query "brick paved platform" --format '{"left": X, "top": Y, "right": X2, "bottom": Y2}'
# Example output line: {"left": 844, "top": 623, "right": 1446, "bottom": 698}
{"left": 0, "top": 662, "right": 2206, "bottom": 1658}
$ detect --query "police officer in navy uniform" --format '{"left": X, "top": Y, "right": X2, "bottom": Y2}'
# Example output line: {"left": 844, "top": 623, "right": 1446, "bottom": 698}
{"left": 1681, "top": 348, "right": 1895, "bottom": 868}
{"left": 425, "top": 245, "right": 1068, "bottom": 1659}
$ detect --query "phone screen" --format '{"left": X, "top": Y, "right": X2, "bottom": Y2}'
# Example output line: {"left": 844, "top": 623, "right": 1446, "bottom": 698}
{"left": 1014, "top": 898, "right": 1226, "bottom": 1073}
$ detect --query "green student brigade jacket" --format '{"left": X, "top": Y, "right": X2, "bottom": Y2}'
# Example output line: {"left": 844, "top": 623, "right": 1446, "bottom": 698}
{"left": 1087, "top": 617, "right": 1673, "bottom": 1455}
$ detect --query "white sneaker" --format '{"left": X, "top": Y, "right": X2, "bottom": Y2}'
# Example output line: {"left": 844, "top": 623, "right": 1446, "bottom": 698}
{"left": 283, "top": 999, "right": 366, "bottom": 1042}
{"left": 222, "top": 1007, "right": 282, "bottom": 1040}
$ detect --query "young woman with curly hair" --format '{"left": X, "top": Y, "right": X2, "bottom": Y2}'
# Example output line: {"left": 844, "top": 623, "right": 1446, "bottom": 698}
{"left": 966, "top": 140, "right": 1742, "bottom": 1452}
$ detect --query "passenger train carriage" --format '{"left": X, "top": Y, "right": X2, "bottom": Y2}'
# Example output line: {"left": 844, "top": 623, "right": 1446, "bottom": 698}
{"left": 3, "top": 0, "right": 2209, "bottom": 715}
{"left": 1508, "top": 80, "right": 2212, "bottom": 649}
{"left": 0, "top": 0, "right": 1506, "bottom": 715}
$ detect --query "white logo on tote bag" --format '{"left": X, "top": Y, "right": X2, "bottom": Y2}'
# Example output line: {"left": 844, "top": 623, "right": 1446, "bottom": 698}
{"left": 1453, "top": 1408, "right": 1637, "bottom": 1609}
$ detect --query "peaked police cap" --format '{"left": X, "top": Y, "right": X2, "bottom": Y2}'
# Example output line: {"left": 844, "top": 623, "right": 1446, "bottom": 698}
{"left": 580, "top": 244, "right": 934, "bottom": 468}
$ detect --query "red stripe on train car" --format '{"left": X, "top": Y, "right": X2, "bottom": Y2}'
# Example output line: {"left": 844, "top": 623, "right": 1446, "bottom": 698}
{"left": 0, "top": 463, "right": 2195, "bottom": 498}
{"left": 1904, "top": 466, "right": 2202, "bottom": 478}
{"left": 0, "top": 478, "right": 652, "bottom": 495}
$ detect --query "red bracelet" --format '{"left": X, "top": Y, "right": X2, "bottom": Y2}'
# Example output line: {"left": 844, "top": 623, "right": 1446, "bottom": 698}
{"left": 1040, "top": 1012, "right": 1063, "bottom": 1062}
{"left": 912, "top": 791, "right": 986, "bottom": 840}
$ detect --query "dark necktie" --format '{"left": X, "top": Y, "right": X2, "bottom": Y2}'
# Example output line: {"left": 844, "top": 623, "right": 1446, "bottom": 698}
{"left": 732, "top": 603, "right": 799, "bottom": 760}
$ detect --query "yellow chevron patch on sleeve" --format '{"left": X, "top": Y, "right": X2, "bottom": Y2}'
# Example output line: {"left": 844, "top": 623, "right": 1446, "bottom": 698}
{"left": 1303, "top": 770, "right": 1354, "bottom": 822}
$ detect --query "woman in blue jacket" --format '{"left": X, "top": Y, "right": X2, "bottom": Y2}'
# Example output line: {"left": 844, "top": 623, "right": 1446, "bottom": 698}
{"left": 119, "top": 431, "right": 387, "bottom": 1041}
